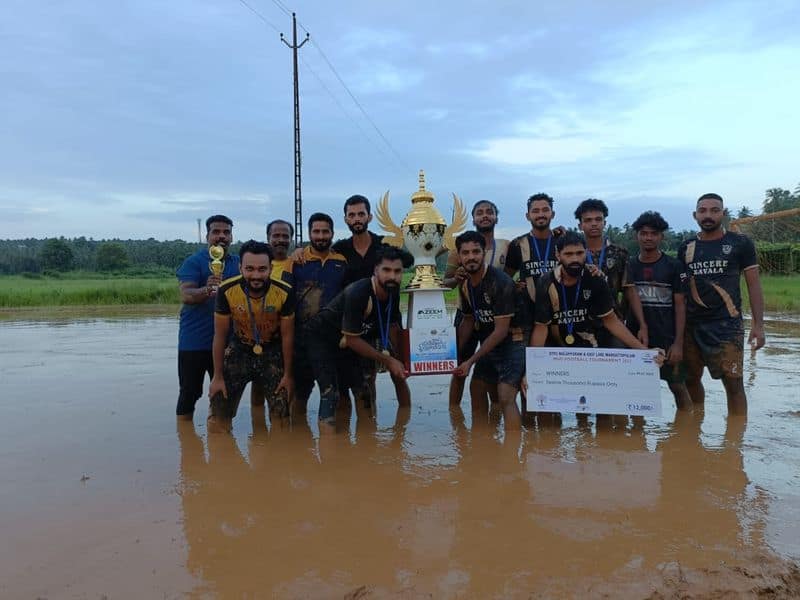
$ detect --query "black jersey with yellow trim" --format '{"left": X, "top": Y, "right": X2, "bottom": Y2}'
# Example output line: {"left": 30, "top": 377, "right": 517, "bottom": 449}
{"left": 215, "top": 275, "right": 295, "bottom": 346}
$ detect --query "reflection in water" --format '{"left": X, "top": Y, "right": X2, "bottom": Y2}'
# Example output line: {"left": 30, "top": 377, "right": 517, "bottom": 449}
{"left": 178, "top": 406, "right": 772, "bottom": 596}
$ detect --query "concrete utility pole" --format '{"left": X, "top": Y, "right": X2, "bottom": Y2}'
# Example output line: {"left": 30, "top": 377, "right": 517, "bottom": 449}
{"left": 281, "top": 13, "right": 309, "bottom": 246}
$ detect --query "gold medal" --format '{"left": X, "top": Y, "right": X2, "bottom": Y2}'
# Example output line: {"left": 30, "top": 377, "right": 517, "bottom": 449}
{"left": 565, "top": 334, "right": 575, "bottom": 345}
{"left": 382, "top": 349, "right": 391, "bottom": 356}
{"left": 253, "top": 343, "right": 263, "bottom": 355}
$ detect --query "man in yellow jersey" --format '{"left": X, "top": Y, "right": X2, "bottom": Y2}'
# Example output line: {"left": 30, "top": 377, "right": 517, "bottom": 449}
{"left": 208, "top": 241, "right": 295, "bottom": 432}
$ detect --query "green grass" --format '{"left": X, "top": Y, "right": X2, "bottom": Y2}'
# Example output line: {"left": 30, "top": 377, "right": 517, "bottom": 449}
{"left": 1, "top": 271, "right": 797, "bottom": 312}
{"left": 744, "top": 274, "right": 800, "bottom": 313}
{"left": 0, "top": 275, "right": 178, "bottom": 307}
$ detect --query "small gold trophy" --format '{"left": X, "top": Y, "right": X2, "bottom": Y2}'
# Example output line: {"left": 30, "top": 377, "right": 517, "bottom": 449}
{"left": 208, "top": 245, "right": 225, "bottom": 282}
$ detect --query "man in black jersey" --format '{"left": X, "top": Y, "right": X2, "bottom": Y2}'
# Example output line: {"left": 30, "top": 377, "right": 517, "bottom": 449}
{"left": 575, "top": 198, "right": 648, "bottom": 347}
{"left": 678, "top": 193, "right": 765, "bottom": 415}
{"left": 452, "top": 231, "right": 523, "bottom": 430}
{"left": 305, "top": 245, "right": 410, "bottom": 432}
{"left": 624, "top": 211, "right": 693, "bottom": 411}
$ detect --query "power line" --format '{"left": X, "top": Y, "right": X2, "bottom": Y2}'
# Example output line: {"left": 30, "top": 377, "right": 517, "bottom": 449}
{"left": 268, "top": 0, "right": 292, "bottom": 18}
{"left": 308, "top": 38, "right": 409, "bottom": 170}
{"left": 299, "top": 54, "right": 393, "bottom": 164}
{"left": 236, "top": 0, "right": 281, "bottom": 34}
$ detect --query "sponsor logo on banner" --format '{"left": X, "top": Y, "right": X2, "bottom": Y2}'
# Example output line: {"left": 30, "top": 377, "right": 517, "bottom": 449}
{"left": 416, "top": 307, "right": 445, "bottom": 320}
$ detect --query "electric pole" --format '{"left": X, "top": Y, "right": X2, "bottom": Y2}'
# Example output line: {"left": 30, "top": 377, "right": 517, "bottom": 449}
{"left": 281, "top": 14, "right": 309, "bottom": 246}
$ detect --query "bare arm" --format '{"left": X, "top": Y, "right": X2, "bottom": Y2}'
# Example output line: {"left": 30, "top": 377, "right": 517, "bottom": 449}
{"left": 669, "top": 292, "right": 686, "bottom": 364}
{"left": 180, "top": 280, "right": 218, "bottom": 305}
{"left": 442, "top": 250, "right": 465, "bottom": 289}
{"left": 453, "top": 316, "right": 511, "bottom": 376}
{"left": 530, "top": 323, "right": 548, "bottom": 347}
{"left": 345, "top": 335, "right": 407, "bottom": 379}
{"left": 624, "top": 286, "right": 649, "bottom": 346}
{"left": 743, "top": 267, "right": 765, "bottom": 350}
{"left": 209, "top": 313, "right": 230, "bottom": 397}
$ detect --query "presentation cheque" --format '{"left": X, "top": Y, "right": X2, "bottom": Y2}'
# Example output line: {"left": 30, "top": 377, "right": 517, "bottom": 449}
{"left": 525, "top": 347, "right": 662, "bottom": 417}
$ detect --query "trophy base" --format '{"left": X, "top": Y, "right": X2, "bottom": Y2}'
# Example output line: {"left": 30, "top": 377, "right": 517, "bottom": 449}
{"left": 405, "top": 264, "right": 447, "bottom": 290}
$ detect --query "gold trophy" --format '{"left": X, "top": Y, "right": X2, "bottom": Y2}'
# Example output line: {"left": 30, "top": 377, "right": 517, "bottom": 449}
{"left": 375, "top": 170, "right": 466, "bottom": 375}
{"left": 208, "top": 245, "right": 225, "bottom": 285}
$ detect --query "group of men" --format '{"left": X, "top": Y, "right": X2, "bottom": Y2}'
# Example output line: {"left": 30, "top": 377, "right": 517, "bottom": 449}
{"left": 176, "top": 191, "right": 765, "bottom": 433}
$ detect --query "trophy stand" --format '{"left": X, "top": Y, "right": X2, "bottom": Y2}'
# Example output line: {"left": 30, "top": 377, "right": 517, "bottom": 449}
{"left": 376, "top": 171, "right": 466, "bottom": 375}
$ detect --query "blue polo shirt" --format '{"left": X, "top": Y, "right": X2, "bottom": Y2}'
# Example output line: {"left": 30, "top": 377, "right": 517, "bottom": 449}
{"left": 177, "top": 248, "right": 240, "bottom": 351}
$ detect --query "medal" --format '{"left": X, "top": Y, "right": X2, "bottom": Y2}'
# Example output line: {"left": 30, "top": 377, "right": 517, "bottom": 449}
{"left": 559, "top": 274, "right": 583, "bottom": 347}
{"left": 586, "top": 237, "right": 607, "bottom": 271}
{"left": 245, "top": 283, "right": 268, "bottom": 354}
{"left": 374, "top": 284, "right": 394, "bottom": 371}
{"left": 381, "top": 349, "right": 391, "bottom": 356}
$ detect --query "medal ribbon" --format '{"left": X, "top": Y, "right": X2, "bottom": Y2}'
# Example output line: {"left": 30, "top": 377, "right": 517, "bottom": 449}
{"left": 528, "top": 234, "right": 552, "bottom": 274}
{"left": 586, "top": 237, "right": 607, "bottom": 270}
{"left": 559, "top": 275, "right": 583, "bottom": 341}
{"left": 245, "top": 285, "right": 268, "bottom": 347}
{"left": 374, "top": 292, "right": 393, "bottom": 353}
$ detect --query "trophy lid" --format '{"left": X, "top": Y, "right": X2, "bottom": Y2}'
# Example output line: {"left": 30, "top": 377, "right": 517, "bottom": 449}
{"left": 403, "top": 170, "right": 446, "bottom": 227}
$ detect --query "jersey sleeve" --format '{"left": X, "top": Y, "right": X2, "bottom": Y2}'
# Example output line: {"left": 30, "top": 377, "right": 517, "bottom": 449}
{"left": 176, "top": 254, "right": 201, "bottom": 284}
{"left": 534, "top": 278, "right": 554, "bottom": 324}
{"left": 623, "top": 257, "right": 636, "bottom": 288}
{"left": 458, "top": 283, "right": 473, "bottom": 315}
{"left": 280, "top": 286, "right": 295, "bottom": 317}
{"left": 589, "top": 277, "right": 615, "bottom": 319}
{"left": 738, "top": 235, "right": 758, "bottom": 270}
{"left": 505, "top": 239, "right": 522, "bottom": 272}
{"left": 341, "top": 284, "right": 369, "bottom": 335}
{"left": 215, "top": 287, "right": 231, "bottom": 315}
{"left": 670, "top": 258, "right": 685, "bottom": 295}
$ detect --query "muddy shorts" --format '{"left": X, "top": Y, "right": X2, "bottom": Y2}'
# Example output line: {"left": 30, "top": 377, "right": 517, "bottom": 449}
{"left": 473, "top": 339, "right": 525, "bottom": 387}
{"left": 454, "top": 309, "right": 480, "bottom": 363}
{"left": 684, "top": 318, "right": 744, "bottom": 380}
{"left": 211, "top": 340, "right": 287, "bottom": 421}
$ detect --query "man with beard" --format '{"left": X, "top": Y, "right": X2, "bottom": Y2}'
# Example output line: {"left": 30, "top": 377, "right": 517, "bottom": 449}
{"left": 208, "top": 241, "right": 295, "bottom": 432}
{"left": 266, "top": 219, "right": 294, "bottom": 285}
{"left": 678, "top": 193, "right": 764, "bottom": 415}
{"left": 624, "top": 211, "right": 693, "bottom": 411}
{"left": 304, "top": 245, "right": 410, "bottom": 433}
{"left": 290, "top": 213, "right": 348, "bottom": 414}
{"left": 176, "top": 215, "right": 239, "bottom": 421}
{"left": 452, "top": 231, "right": 523, "bottom": 430}
{"left": 530, "top": 232, "right": 660, "bottom": 425}
{"left": 443, "top": 200, "right": 509, "bottom": 406}
{"left": 575, "top": 198, "right": 648, "bottom": 348}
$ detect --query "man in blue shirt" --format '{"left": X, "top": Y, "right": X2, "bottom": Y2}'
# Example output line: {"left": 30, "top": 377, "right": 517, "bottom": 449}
{"left": 176, "top": 215, "right": 239, "bottom": 420}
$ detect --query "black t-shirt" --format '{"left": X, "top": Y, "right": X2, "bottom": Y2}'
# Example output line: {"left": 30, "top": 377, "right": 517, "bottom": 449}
{"left": 332, "top": 232, "right": 414, "bottom": 287}
{"left": 534, "top": 266, "right": 615, "bottom": 347}
{"left": 458, "top": 266, "right": 520, "bottom": 343}
{"left": 677, "top": 231, "right": 758, "bottom": 322}
{"left": 624, "top": 253, "right": 684, "bottom": 349}
{"left": 314, "top": 277, "right": 402, "bottom": 343}
{"left": 505, "top": 233, "right": 558, "bottom": 329}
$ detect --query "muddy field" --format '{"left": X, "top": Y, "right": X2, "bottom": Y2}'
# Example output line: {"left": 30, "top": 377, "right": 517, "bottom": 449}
{"left": 1, "top": 310, "right": 799, "bottom": 598}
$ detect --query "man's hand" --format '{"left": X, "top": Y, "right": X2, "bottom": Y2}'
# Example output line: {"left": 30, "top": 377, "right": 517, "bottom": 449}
{"left": 387, "top": 357, "right": 408, "bottom": 380}
{"left": 276, "top": 374, "right": 293, "bottom": 397}
{"left": 520, "top": 375, "right": 528, "bottom": 396}
{"left": 585, "top": 264, "right": 605, "bottom": 278}
{"left": 552, "top": 225, "right": 566, "bottom": 237}
{"left": 452, "top": 359, "right": 473, "bottom": 378}
{"left": 206, "top": 274, "right": 221, "bottom": 296}
{"left": 667, "top": 341, "right": 683, "bottom": 364}
{"left": 637, "top": 326, "right": 649, "bottom": 348}
{"left": 748, "top": 324, "right": 766, "bottom": 351}
{"left": 454, "top": 266, "right": 467, "bottom": 283}
{"left": 652, "top": 348, "right": 666, "bottom": 367}
{"left": 289, "top": 247, "right": 306, "bottom": 264}
{"left": 209, "top": 376, "right": 227, "bottom": 399}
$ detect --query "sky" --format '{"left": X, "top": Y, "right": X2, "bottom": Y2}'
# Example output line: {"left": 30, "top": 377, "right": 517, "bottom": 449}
{"left": 2, "top": 0, "right": 799, "bottom": 242}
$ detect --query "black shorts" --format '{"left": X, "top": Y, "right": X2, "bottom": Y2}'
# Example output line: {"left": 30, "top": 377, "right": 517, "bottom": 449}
{"left": 210, "top": 341, "right": 287, "bottom": 420}
{"left": 473, "top": 339, "right": 525, "bottom": 386}
{"left": 684, "top": 318, "right": 744, "bottom": 380}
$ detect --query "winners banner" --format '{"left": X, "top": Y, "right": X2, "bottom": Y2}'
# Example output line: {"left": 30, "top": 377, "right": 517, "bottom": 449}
{"left": 525, "top": 347, "right": 662, "bottom": 416}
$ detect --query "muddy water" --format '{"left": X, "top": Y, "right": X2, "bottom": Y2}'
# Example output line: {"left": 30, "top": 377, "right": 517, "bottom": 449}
{"left": 1, "top": 312, "right": 799, "bottom": 598}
